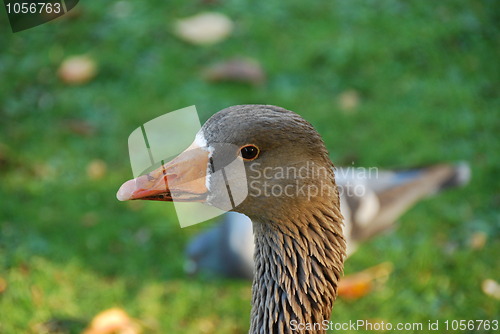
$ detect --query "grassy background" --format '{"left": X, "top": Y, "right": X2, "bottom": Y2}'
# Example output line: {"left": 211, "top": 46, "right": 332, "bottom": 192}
{"left": 1, "top": 0, "right": 499, "bottom": 333}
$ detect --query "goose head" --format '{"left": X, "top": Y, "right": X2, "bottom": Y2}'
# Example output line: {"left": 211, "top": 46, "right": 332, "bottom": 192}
{"left": 117, "top": 104, "right": 338, "bottom": 223}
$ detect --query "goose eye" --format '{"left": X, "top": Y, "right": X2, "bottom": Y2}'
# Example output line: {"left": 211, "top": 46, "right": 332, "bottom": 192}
{"left": 240, "top": 145, "right": 260, "bottom": 161}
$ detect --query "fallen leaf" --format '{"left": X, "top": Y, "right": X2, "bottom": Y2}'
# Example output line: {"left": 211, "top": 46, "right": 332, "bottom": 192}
{"left": 482, "top": 279, "right": 500, "bottom": 300}
{"left": 0, "top": 277, "right": 7, "bottom": 294}
{"left": 174, "top": 12, "right": 233, "bottom": 45}
{"left": 338, "top": 274, "right": 372, "bottom": 299}
{"left": 469, "top": 231, "right": 487, "bottom": 250}
{"left": 32, "top": 318, "right": 87, "bottom": 334}
{"left": 0, "top": 142, "right": 12, "bottom": 171}
{"left": 81, "top": 211, "right": 100, "bottom": 227}
{"left": 31, "top": 285, "right": 44, "bottom": 307}
{"left": 338, "top": 89, "right": 360, "bottom": 113}
{"left": 58, "top": 55, "right": 97, "bottom": 85}
{"left": 19, "top": 262, "right": 30, "bottom": 276}
{"left": 338, "top": 262, "right": 393, "bottom": 299}
{"left": 33, "top": 163, "right": 56, "bottom": 180}
{"left": 64, "top": 119, "right": 96, "bottom": 137}
{"left": 87, "top": 159, "right": 107, "bottom": 180}
{"left": 83, "top": 308, "right": 141, "bottom": 334}
{"left": 196, "top": 316, "right": 218, "bottom": 334}
{"left": 202, "top": 58, "right": 265, "bottom": 85}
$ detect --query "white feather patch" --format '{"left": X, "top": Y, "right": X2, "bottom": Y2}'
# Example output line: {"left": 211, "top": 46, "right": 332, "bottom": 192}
{"left": 195, "top": 130, "right": 214, "bottom": 191}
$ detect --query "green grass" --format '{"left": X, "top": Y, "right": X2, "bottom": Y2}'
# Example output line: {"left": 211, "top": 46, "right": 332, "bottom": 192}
{"left": 1, "top": 0, "right": 499, "bottom": 333}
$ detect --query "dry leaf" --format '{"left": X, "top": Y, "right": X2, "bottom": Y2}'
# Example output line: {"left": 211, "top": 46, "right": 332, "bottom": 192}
{"left": 64, "top": 119, "right": 96, "bottom": 137}
{"left": 469, "top": 231, "right": 487, "bottom": 250}
{"left": 87, "top": 159, "right": 107, "bottom": 180}
{"left": 0, "top": 277, "right": 7, "bottom": 294}
{"left": 33, "top": 163, "right": 56, "bottom": 180}
{"left": 83, "top": 308, "right": 141, "bottom": 334}
{"left": 338, "top": 89, "right": 360, "bottom": 113}
{"left": 81, "top": 211, "right": 100, "bottom": 227}
{"left": 338, "top": 262, "right": 393, "bottom": 299}
{"left": 31, "top": 285, "right": 44, "bottom": 306}
{"left": 174, "top": 12, "right": 233, "bottom": 45}
{"left": 482, "top": 279, "right": 500, "bottom": 300}
{"left": 338, "top": 274, "right": 372, "bottom": 299}
{"left": 58, "top": 55, "right": 97, "bottom": 85}
{"left": 196, "top": 316, "right": 218, "bottom": 334}
{"left": 0, "top": 142, "right": 12, "bottom": 171}
{"left": 32, "top": 318, "right": 87, "bottom": 334}
{"left": 202, "top": 58, "right": 265, "bottom": 85}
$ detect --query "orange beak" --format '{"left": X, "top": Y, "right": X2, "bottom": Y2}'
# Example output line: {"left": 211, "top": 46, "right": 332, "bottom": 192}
{"left": 116, "top": 141, "right": 209, "bottom": 202}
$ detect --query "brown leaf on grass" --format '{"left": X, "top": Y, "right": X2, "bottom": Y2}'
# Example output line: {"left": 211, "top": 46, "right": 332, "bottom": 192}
{"left": 482, "top": 279, "right": 500, "bottom": 300}
{"left": 337, "top": 89, "right": 361, "bottom": 113}
{"left": 202, "top": 58, "right": 265, "bottom": 85}
{"left": 58, "top": 55, "right": 97, "bottom": 85}
{"left": 338, "top": 275, "right": 371, "bottom": 299}
{"left": 0, "top": 142, "right": 13, "bottom": 171}
{"left": 31, "top": 285, "right": 44, "bottom": 307}
{"left": 83, "top": 308, "right": 142, "bottom": 334}
{"left": 87, "top": 160, "right": 107, "bottom": 180}
{"left": 63, "top": 119, "right": 96, "bottom": 137}
{"left": 174, "top": 12, "right": 233, "bottom": 45}
{"left": 19, "top": 262, "right": 30, "bottom": 276}
{"left": 196, "top": 316, "right": 218, "bottom": 334}
{"left": 338, "top": 262, "right": 393, "bottom": 299}
{"left": 81, "top": 211, "right": 100, "bottom": 227}
{"left": 33, "top": 163, "right": 56, "bottom": 180}
{"left": 32, "top": 318, "right": 87, "bottom": 334}
{"left": 469, "top": 231, "right": 487, "bottom": 250}
{"left": 0, "top": 277, "right": 7, "bottom": 294}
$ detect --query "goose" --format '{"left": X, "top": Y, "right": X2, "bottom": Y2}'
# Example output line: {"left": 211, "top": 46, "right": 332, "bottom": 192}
{"left": 186, "top": 163, "right": 471, "bottom": 280}
{"left": 117, "top": 104, "right": 365, "bottom": 332}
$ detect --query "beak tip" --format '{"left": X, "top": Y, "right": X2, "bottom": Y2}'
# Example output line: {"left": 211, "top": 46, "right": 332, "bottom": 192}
{"left": 116, "top": 192, "right": 129, "bottom": 201}
{"left": 116, "top": 179, "right": 135, "bottom": 201}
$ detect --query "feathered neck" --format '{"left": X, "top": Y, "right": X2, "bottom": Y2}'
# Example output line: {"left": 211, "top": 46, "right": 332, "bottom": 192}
{"left": 249, "top": 196, "right": 345, "bottom": 334}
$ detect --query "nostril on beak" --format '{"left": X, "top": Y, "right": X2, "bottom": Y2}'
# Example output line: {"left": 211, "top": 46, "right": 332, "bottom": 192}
{"left": 164, "top": 173, "right": 177, "bottom": 184}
